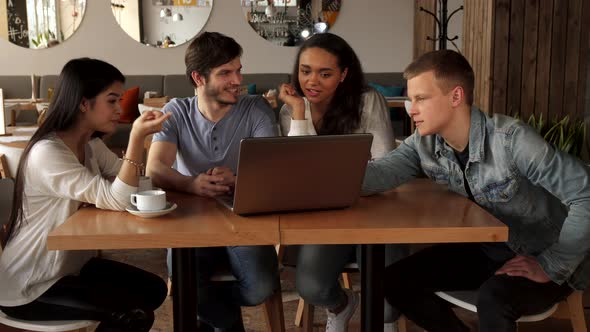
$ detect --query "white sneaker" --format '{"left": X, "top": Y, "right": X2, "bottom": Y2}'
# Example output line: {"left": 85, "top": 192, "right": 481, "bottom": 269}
{"left": 325, "top": 288, "right": 359, "bottom": 332}
{"left": 384, "top": 321, "right": 398, "bottom": 332}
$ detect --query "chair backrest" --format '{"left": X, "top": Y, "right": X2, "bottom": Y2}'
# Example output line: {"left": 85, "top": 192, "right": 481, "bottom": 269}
{"left": 0, "top": 145, "right": 25, "bottom": 179}
{"left": 0, "top": 88, "right": 6, "bottom": 136}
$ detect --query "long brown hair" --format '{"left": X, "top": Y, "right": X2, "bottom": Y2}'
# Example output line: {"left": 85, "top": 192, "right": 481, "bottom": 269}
{"left": 291, "top": 33, "right": 367, "bottom": 135}
{"left": 1, "top": 58, "right": 125, "bottom": 248}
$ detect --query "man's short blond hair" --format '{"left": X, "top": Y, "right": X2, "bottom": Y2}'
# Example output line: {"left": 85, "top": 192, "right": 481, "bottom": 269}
{"left": 404, "top": 50, "right": 475, "bottom": 105}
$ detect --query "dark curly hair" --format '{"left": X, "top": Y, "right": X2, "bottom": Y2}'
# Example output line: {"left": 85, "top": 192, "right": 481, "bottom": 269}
{"left": 291, "top": 33, "right": 367, "bottom": 135}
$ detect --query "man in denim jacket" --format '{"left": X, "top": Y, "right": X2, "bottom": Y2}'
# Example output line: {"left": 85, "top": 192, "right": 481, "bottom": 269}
{"left": 362, "top": 49, "right": 590, "bottom": 332}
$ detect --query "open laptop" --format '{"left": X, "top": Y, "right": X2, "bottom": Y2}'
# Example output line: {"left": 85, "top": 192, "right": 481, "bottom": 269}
{"left": 216, "top": 134, "right": 373, "bottom": 215}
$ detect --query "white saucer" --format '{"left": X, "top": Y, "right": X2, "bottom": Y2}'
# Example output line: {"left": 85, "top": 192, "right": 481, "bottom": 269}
{"left": 126, "top": 202, "right": 177, "bottom": 218}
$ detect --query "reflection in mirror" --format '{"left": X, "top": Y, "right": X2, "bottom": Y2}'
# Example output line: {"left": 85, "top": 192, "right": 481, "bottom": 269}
{"left": 111, "top": 0, "right": 213, "bottom": 48}
{"left": 240, "top": 0, "right": 341, "bottom": 47}
{"left": 0, "top": 0, "right": 86, "bottom": 49}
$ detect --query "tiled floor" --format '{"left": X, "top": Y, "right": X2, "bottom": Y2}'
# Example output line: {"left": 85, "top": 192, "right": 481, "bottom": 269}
{"left": 1, "top": 248, "right": 589, "bottom": 331}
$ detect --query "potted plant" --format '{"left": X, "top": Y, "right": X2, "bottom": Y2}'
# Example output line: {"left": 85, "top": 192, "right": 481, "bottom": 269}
{"left": 526, "top": 114, "right": 587, "bottom": 159}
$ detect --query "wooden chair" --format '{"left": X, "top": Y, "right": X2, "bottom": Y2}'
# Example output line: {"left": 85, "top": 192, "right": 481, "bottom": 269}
{"left": 397, "top": 290, "right": 587, "bottom": 332}
{"left": 0, "top": 311, "right": 94, "bottom": 332}
{"left": 0, "top": 154, "right": 11, "bottom": 179}
{"left": 0, "top": 177, "right": 96, "bottom": 332}
{"left": 166, "top": 244, "right": 286, "bottom": 332}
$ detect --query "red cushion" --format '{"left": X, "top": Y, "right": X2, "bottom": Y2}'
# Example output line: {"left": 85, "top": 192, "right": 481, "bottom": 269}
{"left": 118, "top": 86, "right": 140, "bottom": 123}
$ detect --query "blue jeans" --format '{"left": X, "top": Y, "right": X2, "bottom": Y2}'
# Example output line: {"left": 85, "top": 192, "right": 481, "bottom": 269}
{"left": 295, "top": 244, "right": 408, "bottom": 322}
{"left": 167, "top": 245, "right": 278, "bottom": 328}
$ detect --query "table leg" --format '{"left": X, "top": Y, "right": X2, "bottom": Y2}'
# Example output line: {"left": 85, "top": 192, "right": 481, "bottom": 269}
{"left": 360, "top": 244, "right": 384, "bottom": 332}
{"left": 172, "top": 248, "right": 198, "bottom": 332}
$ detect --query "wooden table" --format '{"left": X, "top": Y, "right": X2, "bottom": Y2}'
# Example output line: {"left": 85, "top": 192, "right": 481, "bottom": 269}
{"left": 280, "top": 180, "right": 507, "bottom": 332}
{"left": 47, "top": 180, "right": 508, "bottom": 332}
{"left": 47, "top": 191, "right": 280, "bottom": 332}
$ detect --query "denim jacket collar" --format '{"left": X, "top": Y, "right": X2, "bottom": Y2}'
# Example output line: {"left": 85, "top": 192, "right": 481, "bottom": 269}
{"left": 433, "top": 107, "right": 486, "bottom": 164}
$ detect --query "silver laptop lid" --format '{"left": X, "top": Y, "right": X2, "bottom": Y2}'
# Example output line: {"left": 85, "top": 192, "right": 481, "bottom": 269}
{"left": 230, "top": 134, "right": 373, "bottom": 215}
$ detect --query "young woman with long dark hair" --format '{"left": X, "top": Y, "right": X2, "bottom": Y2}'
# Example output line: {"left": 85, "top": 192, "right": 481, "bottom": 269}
{"left": 278, "top": 33, "right": 408, "bottom": 331}
{"left": 0, "top": 58, "right": 170, "bottom": 332}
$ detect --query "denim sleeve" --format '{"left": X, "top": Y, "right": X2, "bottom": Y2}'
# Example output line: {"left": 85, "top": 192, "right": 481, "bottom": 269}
{"left": 361, "top": 135, "right": 422, "bottom": 196}
{"left": 510, "top": 123, "right": 590, "bottom": 284}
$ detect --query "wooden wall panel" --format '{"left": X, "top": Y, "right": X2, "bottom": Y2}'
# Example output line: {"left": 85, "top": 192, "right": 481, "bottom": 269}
{"left": 506, "top": 0, "right": 524, "bottom": 117}
{"left": 491, "top": 0, "right": 511, "bottom": 116}
{"left": 577, "top": 0, "right": 590, "bottom": 117}
{"left": 482, "top": 0, "right": 494, "bottom": 112}
{"left": 468, "top": 0, "right": 588, "bottom": 122}
{"left": 549, "top": 0, "right": 569, "bottom": 119}
{"left": 520, "top": 0, "right": 539, "bottom": 121}
{"left": 563, "top": 0, "right": 583, "bottom": 118}
{"left": 463, "top": 0, "right": 494, "bottom": 112}
{"left": 413, "top": 0, "right": 437, "bottom": 59}
{"left": 534, "top": 0, "right": 554, "bottom": 120}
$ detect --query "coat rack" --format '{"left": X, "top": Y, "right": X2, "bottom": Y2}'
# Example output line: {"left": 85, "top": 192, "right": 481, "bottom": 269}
{"left": 420, "top": 0, "right": 463, "bottom": 50}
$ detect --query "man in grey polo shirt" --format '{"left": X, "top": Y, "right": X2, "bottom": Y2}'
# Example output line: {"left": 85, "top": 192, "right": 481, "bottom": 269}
{"left": 147, "top": 32, "right": 278, "bottom": 331}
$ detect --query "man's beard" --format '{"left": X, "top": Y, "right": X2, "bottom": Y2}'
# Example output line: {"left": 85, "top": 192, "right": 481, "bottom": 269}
{"left": 204, "top": 84, "right": 238, "bottom": 105}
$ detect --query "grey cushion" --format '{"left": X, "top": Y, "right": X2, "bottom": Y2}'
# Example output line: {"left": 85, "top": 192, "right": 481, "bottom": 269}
{"left": 41, "top": 75, "right": 164, "bottom": 103}
{"left": 39, "top": 75, "right": 59, "bottom": 99}
{"left": 0, "top": 76, "right": 34, "bottom": 99}
{"left": 163, "top": 75, "right": 195, "bottom": 99}
{"left": 125, "top": 75, "right": 164, "bottom": 102}
{"left": 365, "top": 73, "right": 405, "bottom": 87}
{"left": 242, "top": 73, "right": 290, "bottom": 94}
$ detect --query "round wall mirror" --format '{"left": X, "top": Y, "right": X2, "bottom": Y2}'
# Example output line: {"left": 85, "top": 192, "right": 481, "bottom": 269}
{"left": 111, "top": 0, "right": 213, "bottom": 48}
{"left": 240, "top": 0, "right": 341, "bottom": 47}
{"left": 0, "top": 0, "right": 86, "bottom": 49}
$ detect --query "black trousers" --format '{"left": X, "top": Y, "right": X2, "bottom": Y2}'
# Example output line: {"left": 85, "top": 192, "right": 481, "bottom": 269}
{"left": 384, "top": 243, "right": 573, "bottom": 332}
{"left": 1, "top": 257, "right": 167, "bottom": 332}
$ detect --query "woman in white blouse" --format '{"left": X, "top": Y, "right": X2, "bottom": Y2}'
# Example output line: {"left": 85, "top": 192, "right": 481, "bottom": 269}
{"left": 0, "top": 58, "right": 170, "bottom": 332}
{"left": 278, "top": 33, "right": 408, "bottom": 332}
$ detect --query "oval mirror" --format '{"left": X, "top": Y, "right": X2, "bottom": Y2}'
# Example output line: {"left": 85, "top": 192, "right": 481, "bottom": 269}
{"left": 240, "top": 0, "right": 341, "bottom": 47}
{"left": 0, "top": 0, "right": 86, "bottom": 49}
{"left": 111, "top": 0, "right": 213, "bottom": 48}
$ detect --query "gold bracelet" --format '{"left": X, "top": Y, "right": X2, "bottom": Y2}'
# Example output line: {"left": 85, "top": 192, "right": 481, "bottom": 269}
{"left": 121, "top": 155, "right": 145, "bottom": 176}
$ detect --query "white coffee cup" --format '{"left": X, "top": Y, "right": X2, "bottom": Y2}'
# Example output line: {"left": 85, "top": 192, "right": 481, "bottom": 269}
{"left": 138, "top": 176, "right": 153, "bottom": 192}
{"left": 130, "top": 190, "right": 166, "bottom": 211}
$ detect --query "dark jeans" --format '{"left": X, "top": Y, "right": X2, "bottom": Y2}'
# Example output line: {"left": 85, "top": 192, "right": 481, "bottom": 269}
{"left": 168, "top": 245, "right": 279, "bottom": 329}
{"left": 384, "top": 243, "right": 573, "bottom": 332}
{"left": 0, "top": 257, "right": 167, "bottom": 332}
{"left": 296, "top": 244, "right": 408, "bottom": 321}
